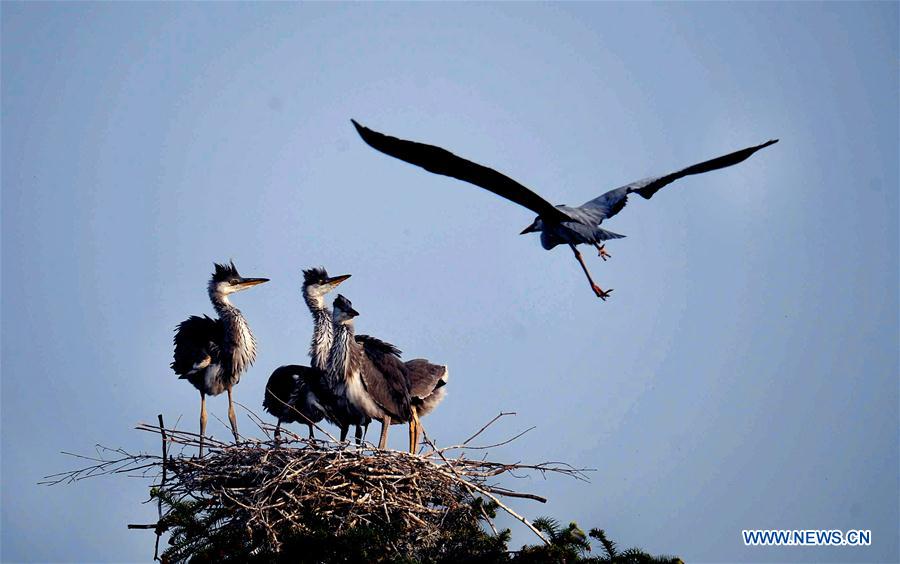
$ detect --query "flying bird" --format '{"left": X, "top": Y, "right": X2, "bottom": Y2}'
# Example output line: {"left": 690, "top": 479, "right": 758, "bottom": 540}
{"left": 351, "top": 119, "right": 778, "bottom": 299}
{"left": 171, "top": 261, "right": 268, "bottom": 456}
{"left": 262, "top": 364, "right": 326, "bottom": 440}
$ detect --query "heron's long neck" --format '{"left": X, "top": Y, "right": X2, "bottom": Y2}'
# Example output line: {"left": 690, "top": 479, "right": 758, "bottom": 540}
{"left": 211, "top": 292, "right": 257, "bottom": 376}
{"left": 326, "top": 322, "right": 355, "bottom": 388}
{"left": 305, "top": 292, "right": 333, "bottom": 371}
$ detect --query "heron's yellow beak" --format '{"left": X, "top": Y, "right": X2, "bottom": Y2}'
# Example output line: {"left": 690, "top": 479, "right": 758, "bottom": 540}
{"left": 326, "top": 274, "right": 351, "bottom": 287}
{"left": 520, "top": 221, "right": 539, "bottom": 235}
{"left": 236, "top": 277, "right": 269, "bottom": 289}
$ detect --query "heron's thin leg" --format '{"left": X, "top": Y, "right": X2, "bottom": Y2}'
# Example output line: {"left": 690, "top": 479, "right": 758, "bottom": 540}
{"left": 307, "top": 423, "right": 314, "bottom": 440}
{"left": 378, "top": 415, "right": 391, "bottom": 449}
{"left": 594, "top": 243, "right": 612, "bottom": 261}
{"left": 227, "top": 387, "right": 239, "bottom": 443}
{"left": 199, "top": 392, "right": 207, "bottom": 458}
{"left": 570, "top": 244, "right": 612, "bottom": 300}
{"left": 410, "top": 406, "right": 422, "bottom": 454}
{"left": 274, "top": 420, "right": 282, "bottom": 442}
{"left": 340, "top": 425, "right": 349, "bottom": 442}
{"left": 354, "top": 425, "right": 363, "bottom": 446}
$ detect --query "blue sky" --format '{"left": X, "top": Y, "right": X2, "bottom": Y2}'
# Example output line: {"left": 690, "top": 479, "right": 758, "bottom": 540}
{"left": 2, "top": 3, "right": 897, "bottom": 562}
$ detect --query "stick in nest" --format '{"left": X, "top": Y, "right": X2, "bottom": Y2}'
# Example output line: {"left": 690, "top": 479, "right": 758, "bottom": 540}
{"left": 43, "top": 412, "right": 593, "bottom": 560}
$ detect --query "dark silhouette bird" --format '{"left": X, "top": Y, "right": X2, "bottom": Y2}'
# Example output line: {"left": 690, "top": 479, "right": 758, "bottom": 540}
{"left": 262, "top": 365, "right": 326, "bottom": 440}
{"left": 171, "top": 261, "right": 269, "bottom": 456}
{"left": 352, "top": 120, "right": 778, "bottom": 300}
{"left": 326, "top": 294, "right": 419, "bottom": 451}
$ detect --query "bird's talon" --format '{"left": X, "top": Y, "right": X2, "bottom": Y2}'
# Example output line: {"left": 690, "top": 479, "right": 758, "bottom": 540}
{"left": 596, "top": 245, "right": 612, "bottom": 261}
{"left": 593, "top": 286, "right": 613, "bottom": 300}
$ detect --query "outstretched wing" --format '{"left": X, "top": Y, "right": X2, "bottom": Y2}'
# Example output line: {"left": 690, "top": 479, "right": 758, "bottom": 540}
{"left": 171, "top": 315, "right": 222, "bottom": 377}
{"left": 352, "top": 120, "right": 572, "bottom": 224}
{"left": 580, "top": 139, "right": 779, "bottom": 222}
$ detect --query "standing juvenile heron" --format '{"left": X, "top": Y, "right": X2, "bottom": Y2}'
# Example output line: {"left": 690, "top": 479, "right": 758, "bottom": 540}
{"left": 406, "top": 359, "right": 448, "bottom": 449}
{"left": 171, "top": 261, "right": 268, "bottom": 456}
{"left": 302, "top": 267, "right": 370, "bottom": 443}
{"left": 352, "top": 120, "right": 778, "bottom": 299}
{"left": 326, "top": 295, "right": 415, "bottom": 451}
{"left": 262, "top": 364, "right": 325, "bottom": 440}
{"left": 340, "top": 333, "right": 449, "bottom": 452}
{"left": 305, "top": 268, "right": 447, "bottom": 449}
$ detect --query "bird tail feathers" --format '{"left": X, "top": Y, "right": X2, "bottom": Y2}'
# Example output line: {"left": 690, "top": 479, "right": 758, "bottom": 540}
{"left": 595, "top": 227, "right": 626, "bottom": 241}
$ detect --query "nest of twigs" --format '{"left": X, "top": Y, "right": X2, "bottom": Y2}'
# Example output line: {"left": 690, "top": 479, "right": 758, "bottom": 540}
{"left": 44, "top": 413, "right": 590, "bottom": 562}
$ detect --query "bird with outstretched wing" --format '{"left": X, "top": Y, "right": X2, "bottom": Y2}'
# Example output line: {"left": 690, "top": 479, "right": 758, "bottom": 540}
{"left": 352, "top": 119, "right": 777, "bottom": 300}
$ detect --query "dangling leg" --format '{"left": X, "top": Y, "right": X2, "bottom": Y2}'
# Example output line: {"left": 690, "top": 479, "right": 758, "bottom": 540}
{"left": 307, "top": 423, "right": 315, "bottom": 440}
{"left": 273, "top": 420, "right": 282, "bottom": 442}
{"left": 226, "top": 386, "right": 239, "bottom": 443}
{"left": 594, "top": 243, "right": 611, "bottom": 261}
{"left": 340, "top": 425, "right": 349, "bottom": 442}
{"left": 570, "top": 244, "right": 612, "bottom": 300}
{"left": 409, "top": 406, "right": 422, "bottom": 454}
{"left": 199, "top": 392, "right": 207, "bottom": 458}
{"left": 354, "top": 425, "right": 363, "bottom": 446}
{"left": 378, "top": 415, "right": 391, "bottom": 449}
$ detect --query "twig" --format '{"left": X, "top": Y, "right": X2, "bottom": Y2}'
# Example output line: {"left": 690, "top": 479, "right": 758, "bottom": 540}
{"left": 485, "top": 487, "right": 547, "bottom": 503}
{"left": 421, "top": 427, "right": 549, "bottom": 545}
{"left": 461, "top": 411, "right": 516, "bottom": 446}
{"left": 155, "top": 414, "right": 167, "bottom": 561}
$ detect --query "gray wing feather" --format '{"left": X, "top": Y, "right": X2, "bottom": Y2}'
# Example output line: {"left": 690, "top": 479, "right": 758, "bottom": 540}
{"left": 359, "top": 344, "right": 411, "bottom": 421}
{"left": 405, "top": 359, "right": 447, "bottom": 399}
{"left": 405, "top": 359, "right": 448, "bottom": 418}
{"left": 356, "top": 334, "right": 402, "bottom": 357}
{"left": 579, "top": 139, "right": 779, "bottom": 222}
{"left": 352, "top": 120, "right": 573, "bottom": 224}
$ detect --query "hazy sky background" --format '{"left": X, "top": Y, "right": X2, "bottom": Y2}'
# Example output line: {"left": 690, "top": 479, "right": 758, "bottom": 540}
{"left": 2, "top": 3, "right": 897, "bottom": 562}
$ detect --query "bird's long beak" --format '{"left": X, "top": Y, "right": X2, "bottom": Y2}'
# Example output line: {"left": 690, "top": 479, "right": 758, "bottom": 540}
{"left": 347, "top": 306, "right": 360, "bottom": 318}
{"left": 520, "top": 221, "right": 539, "bottom": 235}
{"left": 236, "top": 277, "right": 270, "bottom": 289}
{"left": 326, "top": 274, "right": 351, "bottom": 287}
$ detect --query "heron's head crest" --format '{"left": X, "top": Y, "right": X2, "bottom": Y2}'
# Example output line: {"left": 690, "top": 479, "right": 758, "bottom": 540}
{"left": 302, "top": 267, "right": 329, "bottom": 287}
{"left": 212, "top": 260, "right": 241, "bottom": 283}
{"left": 302, "top": 267, "right": 351, "bottom": 302}
{"left": 208, "top": 260, "right": 268, "bottom": 299}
